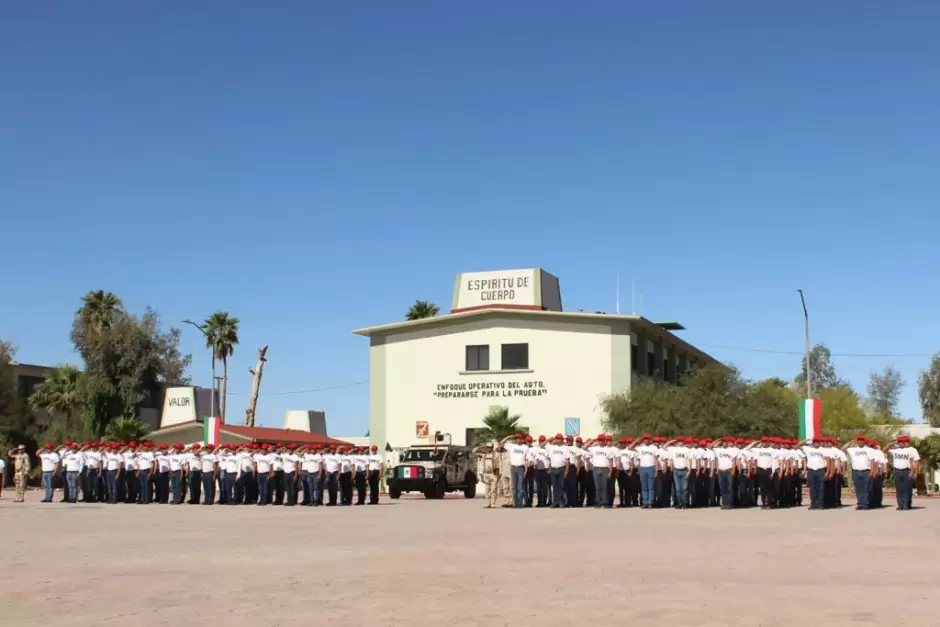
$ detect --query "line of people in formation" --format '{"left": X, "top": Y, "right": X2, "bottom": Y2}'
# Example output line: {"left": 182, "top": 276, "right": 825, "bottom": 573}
{"left": 479, "top": 432, "right": 920, "bottom": 511}
{"left": 31, "top": 440, "right": 385, "bottom": 507}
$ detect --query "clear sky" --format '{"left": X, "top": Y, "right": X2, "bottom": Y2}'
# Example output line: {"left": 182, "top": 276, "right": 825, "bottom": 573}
{"left": 2, "top": 2, "right": 939, "bottom": 435}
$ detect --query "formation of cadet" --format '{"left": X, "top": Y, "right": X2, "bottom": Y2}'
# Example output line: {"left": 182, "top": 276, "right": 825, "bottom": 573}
{"left": 27, "top": 440, "right": 384, "bottom": 507}
{"left": 473, "top": 432, "right": 921, "bottom": 511}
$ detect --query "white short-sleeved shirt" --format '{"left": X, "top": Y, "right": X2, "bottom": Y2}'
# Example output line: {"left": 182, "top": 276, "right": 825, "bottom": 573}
{"left": 889, "top": 447, "right": 919, "bottom": 470}
{"left": 323, "top": 453, "right": 340, "bottom": 473}
{"left": 339, "top": 454, "right": 353, "bottom": 472}
{"left": 830, "top": 449, "right": 847, "bottom": 469}
{"left": 635, "top": 444, "right": 658, "bottom": 468}
{"left": 846, "top": 446, "right": 871, "bottom": 471}
{"left": 617, "top": 448, "right": 633, "bottom": 471}
{"left": 503, "top": 443, "right": 529, "bottom": 467}
{"left": 802, "top": 446, "right": 828, "bottom": 471}
{"left": 238, "top": 452, "right": 256, "bottom": 473}
{"left": 254, "top": 453, "right": 272, "bottom": 473}
{"left": 368, "top": 454, "right": 382, "bottom": 471}
{"left": 302, "top": 452, "right": 322, "bottom": 472}
{"left": 281, "top": 453, "right": 299, "bottom": 473}
{"left": 562, "top": 444, "right": 579, "bottom": 463}
{"left": 224, "top": 453, "right": 239, "bottom": 473}
{"left": 535, "top": 446, "right": 550, "bottom": 470}
{"left": 83, "top": 451, "right": 101, "bottom": 469}
{"left": 122, "top": 451, "right": 137, "bottom": 470}
{"left": 200, "top": 453, "right": 218, "bottom": 473}
{"left": 791, "top": 449, "right": 805, "bottom": 469}
{"left": 271, "top": 454, "right": 284, "bottom": 472}
{"left": 545, "top": 444, "right": 567, "bottom": 469}
{"left": 868, "top": 448, "right": 886, "bottom": 471}
{"left": 668, "top": 446, "right": 693, "bottom": 471}
{"left": 156, "top": 453, "right": 171, "bottom": 472}
{"left": 39, "top": 452, "right": 60, "bottom": 472}
{"left": 63, "top": 452, "right": 83, "bottom": 472}
{"left": 168, "top": 453, "right": 183, "bottom": 472}
{"left": 755, "top": 447, "right": 776, "bottom": 470}
{"left": 524, "top": 446, "right": 541, "bottom": 467}
{"left": 715, "top": 447, "right": 737, "bottom": 471}
{"left": 584, "top": 445, "right": 608, "bottom": 468}
{"left": 136, "top": 451, "right": 155, "bottom": 471}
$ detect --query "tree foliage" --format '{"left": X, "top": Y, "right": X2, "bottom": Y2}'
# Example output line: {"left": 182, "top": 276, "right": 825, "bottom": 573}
{"left": 604, "top": 364, "right": 799, "bottom": 438}
{"left": 0, "top": 341, "right": 41, "bottom": 452}
{"left": 104, "top": 416, "right": 151, "bottom": 443}
{"left": 405, "top": 300, "right": 440, "bottom": 321}
{"left": 867, "top": 365, "right": 904, "bottom": 420}
{"left": 794, "top": 343, "right": 847, "bottom": 396}
{"left": 918, "top": 354, "right": 940, "bottom": 427}
{"left": 474, "top": 406, "right": 526, "bottom": 444}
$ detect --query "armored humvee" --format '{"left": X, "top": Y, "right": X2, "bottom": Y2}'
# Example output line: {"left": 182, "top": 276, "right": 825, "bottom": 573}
{"left": 386, "top": 444, "right": 477, "bottom": 500}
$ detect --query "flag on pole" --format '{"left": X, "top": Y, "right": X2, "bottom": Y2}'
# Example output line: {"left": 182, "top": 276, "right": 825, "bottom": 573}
{"left": 203, "top": 416, "right": 221, "bottom": 446}
{"left": 799, "top": 399, "right": 821, "bottom": 440}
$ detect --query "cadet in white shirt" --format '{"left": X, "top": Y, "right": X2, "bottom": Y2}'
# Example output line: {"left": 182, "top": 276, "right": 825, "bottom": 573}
{"left": 222, "top": 445, "right": 240, "bottom": 505}
{"left": 136, "top": 442, "right": 155, "bottom": 505}
{"left": 270, "top": 446, "right": 286, "bottom": 505}
{"left": 37, "top": 444, "right": 60, "bottom": 503}
{"left": 154, "top": 444, "right": 172, "bottom": 504}
{"left": 323, "top": 445, "right": 341, "bottom": 506}
{"left": 366, "top": 444, "right": 382, "bottom": 505}
{"left": 843, "top": 435, "right": 874, "bottom": 510}
{"left": 567, "top": 435, "right": 590, "bottom": 507}
{"left": 351, "top": 446, "right": 369, "bottom": 506}
{"left": 868, "top": 443, "right": 887, "bottom": 508}
{"left": 168, "top": 443, "right": 186, "bottom": 504}
{"left": 185, "top": 443, "right": 202, "bottom": 505}
{"left": 629, "top": 434, "right": 658, "bottom": 509}
{"left": 665, "top": 437, "right": 694, "bottom": 509}
{"left": 887, "top": 435, "right": 920, "bottom": 510}
{"left": 298, "top": 445, "right": 323, "bottom": 506}
{"left": 253, "top": 444, "right": 273, "bottom": 506}
{"left": 583, "top": 434, "right": 613, "bottom": 508}
{"left": 62, "top": 444, "right": 84, "bottom": 503}
{"left": 236, "top": 444, "right": 258, "bottom": 505}
{"left": 338, "top": 446, "right": 354, "bottom": 506}
{"left": 281, "top": 444, "right": 301, "bottom": 506}
{"left": 199, "top": 444, "right": 219, "bottom": 505}
{"left": 501, "top": 433, "right": 529, "bottom": 509}
{"left": 546, "top": 435, "right": 570, "bottom": 508}
{"left": 616, "top": 438, "right": 636, "bottom": 507}
{"left": 81, "top": 443, "right": 103, "bottom": 503}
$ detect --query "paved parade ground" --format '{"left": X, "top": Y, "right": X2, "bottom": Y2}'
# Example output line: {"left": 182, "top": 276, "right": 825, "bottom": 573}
{"left": 1, "top": 495, "right": 937, "bottom": 626}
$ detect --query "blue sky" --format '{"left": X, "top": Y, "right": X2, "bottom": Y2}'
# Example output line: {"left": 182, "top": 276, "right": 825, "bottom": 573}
{"left": 2, "top": 2, "right": 938, "bottom": 434}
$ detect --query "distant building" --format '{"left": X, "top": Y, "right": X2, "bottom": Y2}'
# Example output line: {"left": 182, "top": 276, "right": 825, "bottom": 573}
{"left": 11, "top": 363, "right": 55, "bottom": 399}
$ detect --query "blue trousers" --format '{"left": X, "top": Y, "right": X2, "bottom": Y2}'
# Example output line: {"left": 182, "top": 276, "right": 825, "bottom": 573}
{"left": 66, "top": 471, "right": 79, "bottom": 501}
{"left": 894, "top": 468, "right": 912, "bottom": 509}
{"left": 257, "top": 472, "right": 270, "bottom": 505}
{"left": 202, "top": 472, "right": 216, "bottom": 504}
{"left": 510, "top": 466, "right": 526, "bottom": 507}
{"left": 41, "top": 471, "right": 54, "bottom": 501}
{"left": 808, "top": 468, "right": 826, "bottom": 509}
{"left": 306, "top": 471, "right": 322, "bottom": 505}
{"left": 550, "top": 467, "right": 566, "bottom": 507}
{"left": 105, "top": 469, "right": 118, "bottom": 502}
{"left": 138, "top": 469, "right": 151, "bottom": 504}
{"left": 852, "top": 469, "right": 870, "bottom": 508}
{"left": 188, "top": 470, "right": 202, "bottom": 504}
{"left": 639, "top": 466, "right": 655, "bottom": 506}
{"left": 170, "top": 470, "right": 183, "bottom": 503}
{"left": 718, "top": 470, "right": 733, "bottom": 507}
{"left": 593, "top": 467, "right": 609, "bottom": 507}
{"left": 673, "top": 468, "right": 689, "bottom": 507}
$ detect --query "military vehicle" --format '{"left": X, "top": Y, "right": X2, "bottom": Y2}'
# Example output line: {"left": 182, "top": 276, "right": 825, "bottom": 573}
{"left": 386, "top": 442, "right": 477, "bottom": 500}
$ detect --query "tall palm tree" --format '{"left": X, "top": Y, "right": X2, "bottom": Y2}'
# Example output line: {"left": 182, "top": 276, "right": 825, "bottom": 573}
{"left": 405, "top": 300, "right": 440, "bottom": 321}
{"left": 78, "top": 290, "right": 123, "bottom": 331}
{"left": 474, "top": 406, "right": 526, "bottom": 445}
{"left": 204, "top": 311, "right": 239, "bottom": 422}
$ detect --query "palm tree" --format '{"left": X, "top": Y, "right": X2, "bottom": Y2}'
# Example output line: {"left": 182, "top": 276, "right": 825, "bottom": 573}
{"left": 405, "top": 300, "right": 440, "bottom": 321}
{"left": 105, "top": 416, "right": 151, "bottom": 443}
{"left": 912, "top": 435, "right": 940, "bottom": 494}
{"left": 204, "top": 311, "right": 239, "bottom": 422}
{"left": 29, "top": 365, "right": 82, "bottom": 417}
{"left": 78, "top": 290, "right": 123, "bottom": 331}
{"left": 474, "top": 406, "right": 526, "bottom": 446}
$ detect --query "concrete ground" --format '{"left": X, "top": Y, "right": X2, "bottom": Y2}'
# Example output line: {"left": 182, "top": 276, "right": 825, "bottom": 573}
{"left": 1, "top": 494, "right": 936, "bottom": 627}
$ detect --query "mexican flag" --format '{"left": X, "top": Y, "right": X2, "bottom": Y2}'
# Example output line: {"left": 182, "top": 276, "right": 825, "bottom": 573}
{"left": 799, "top": 399, "right": 821, "bottom": 441}
{"left": 399, "top": 467, "right": 418, "bottom": 479}
{"left": 203, "top": 416, "right": 221, "bottom": 446}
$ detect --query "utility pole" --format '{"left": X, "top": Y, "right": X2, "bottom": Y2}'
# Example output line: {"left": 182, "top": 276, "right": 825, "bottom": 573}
{"left": 245, "top": 345, "right": 268, "bottom": 427}
{"left": 797, "top": 289, "right": 811, "bottom": 398}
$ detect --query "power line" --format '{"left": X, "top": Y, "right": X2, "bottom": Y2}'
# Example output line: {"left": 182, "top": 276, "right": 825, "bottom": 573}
{"left": 224, "top": 380, "right": 368, "bottom": 396}
{"left": 698, "top": 343, "right": 933, "bottom": 359}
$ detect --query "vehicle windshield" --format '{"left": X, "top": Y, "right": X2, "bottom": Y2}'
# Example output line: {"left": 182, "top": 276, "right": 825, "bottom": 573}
{"left": 403, "top": 449, "right": 445, "bottom": 462}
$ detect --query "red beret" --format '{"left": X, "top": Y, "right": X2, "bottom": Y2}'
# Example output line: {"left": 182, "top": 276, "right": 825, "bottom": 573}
{"left": 554, "top": 433, "right": 563, "bottom": 439}
{"left": 524, "top": 435, "right": 533, "bottom": 442}
{"left": 514, "top": 433, "right": 524, "bottom": 439}
{"left": 192, "top": 443, "right": 201, "bottom": 449}
{"left": 566, "top": 435, "right": 574, "bottom": 441}
{"left": 574, "top": 437, "right": 583, "bottom": 442}
{"left": 371, "top": 445, "right": 378, "bottom": 451}
{"left": 618, "top": 437, "right": 628, "bottom": 444}
{"left": 252, "top": 443, "right": 259, "bottom": 449}
{"left": 597, "top": 433, "right": 605, "bottom": 440}
{"left": 129, "top": 441, "right": 137, "bottom": 447}
{"left": 538, "top": 435, "right": 546, "bottom": 441}
{"left": 45, "top": 443, "right": 53, "bottom": 450}
{"left": 288, "top": 443, "right": 297, "bottom": 449}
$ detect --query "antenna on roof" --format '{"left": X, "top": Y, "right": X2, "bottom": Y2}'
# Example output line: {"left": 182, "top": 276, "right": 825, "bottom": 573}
{"left": 616, "top": 272, "right": 620, "bottom": 315}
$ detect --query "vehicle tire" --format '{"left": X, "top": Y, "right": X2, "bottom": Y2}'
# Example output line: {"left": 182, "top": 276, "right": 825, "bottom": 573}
{"left": 389, "top": 486, "right": 401, "bottom": 499}
{"left": 435, "top": 479, "right": 448, "bottom": 499}
{"left": 464, "top": 472, "right": 477, "bottom": 498}
{"left": 423, "top": 488, "right": 435, "bottom": 499}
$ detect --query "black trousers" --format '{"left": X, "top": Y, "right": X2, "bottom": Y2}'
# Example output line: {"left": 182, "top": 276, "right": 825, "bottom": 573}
{"left": 273, "top": 470, "right": 284, "bottom": 505}
{"left": 536, "top": 469, "right": 550, "bottom": 506}
{"left": 355, "top": 471, "right": 366, "bottom": 504}
{"left": 368, "top": 471, "right": 379, "bottom": 504}
{"left": 327, "top": 471, "right": 339, "bottom": 505}
{"left": 617, "top": 469, "right": 629, "bottom": 505}
{"left": 340, "top": 472, "right": 352, "bottom": 504}
{"left": 155, "top": 472, "right": 170, "bottom": 503}
{"left": 579, "top": 468, "right": 595, "bottom": 506}
{"left": 565, "top": 468, "right": 578, "bottom": 506}
{"left": 757, "top": 468, "right": 772, "bottom": 506}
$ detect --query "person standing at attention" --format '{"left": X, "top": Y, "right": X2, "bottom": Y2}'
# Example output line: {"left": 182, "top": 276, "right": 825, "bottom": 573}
{"left": 499, "top": 433, "right": 529, "bottom": 509}
{"left": 582, "top": 435, "right": 613, "bottom": 508}
{"left": 366, "top": 445, "right": 382, "bottom": 505}
{"left": 37, "top": 444, "right": 59, "bottom": 503}
{"left": 886, "top": 435, "right": 920, "bottom": 510}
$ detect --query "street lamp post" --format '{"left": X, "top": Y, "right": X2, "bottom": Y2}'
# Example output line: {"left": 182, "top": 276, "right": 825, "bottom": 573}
{"left": 797, "top": 290, "right": 811, "bottom": 398}
{"left": 183, "top": 319, "right": 217, "bottom": 419}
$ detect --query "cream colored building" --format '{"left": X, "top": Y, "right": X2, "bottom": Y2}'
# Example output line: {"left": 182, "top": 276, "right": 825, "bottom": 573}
{"left": 354, "top": 269, "right": 716, "bottom": 455}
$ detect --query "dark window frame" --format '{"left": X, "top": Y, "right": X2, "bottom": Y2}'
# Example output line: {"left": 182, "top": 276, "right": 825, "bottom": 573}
{"left": 501, "top": 343, "right": 529, "bottom": 370}
{"left": 465, "top": 345, "right": 490, "bottom": 371}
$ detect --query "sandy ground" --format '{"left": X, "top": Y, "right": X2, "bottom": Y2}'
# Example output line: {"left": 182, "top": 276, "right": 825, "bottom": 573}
{"left": 1, "top": 492, "right": 936, "bottom": 627}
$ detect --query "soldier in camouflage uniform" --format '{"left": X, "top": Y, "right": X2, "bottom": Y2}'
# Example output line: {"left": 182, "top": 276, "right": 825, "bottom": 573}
{"left": 11, "top": 445, "right": 30, "bottom": 503}
{"left": 473, "top": 442, "right": 502, "bottom": 509}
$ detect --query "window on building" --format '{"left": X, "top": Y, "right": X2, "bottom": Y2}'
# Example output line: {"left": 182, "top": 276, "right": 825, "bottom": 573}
{"left": 631, "top": 344, "right": 638, "bottom": 372}
{"left": 647, "top": 352, "right": 655, "bottom": 375}
{"left": 663, "top": 358, "right": 672, "bottom": 382}
{"left": 501, "top": 343, "right": 529, "bottom": 370}
{"left": 465, "top": 345, "right": 490, "bottom": 371}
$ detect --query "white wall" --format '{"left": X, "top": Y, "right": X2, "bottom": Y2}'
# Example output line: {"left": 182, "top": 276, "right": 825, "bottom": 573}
{"left": 373, "top": 317, "right": 620, "bottom": 451}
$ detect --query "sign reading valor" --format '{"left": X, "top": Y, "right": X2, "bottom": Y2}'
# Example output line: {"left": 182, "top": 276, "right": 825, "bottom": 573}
{"left": 168, "top": 397, "right": 192, "bottom": 407}
{"left": 434, "top": 380, "right": 547, "bottom": 399}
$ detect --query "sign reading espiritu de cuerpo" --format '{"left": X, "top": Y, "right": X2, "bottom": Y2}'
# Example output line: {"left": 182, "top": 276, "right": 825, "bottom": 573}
{"left": 451, "top": 268, "right": 563, "bottom": 312}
